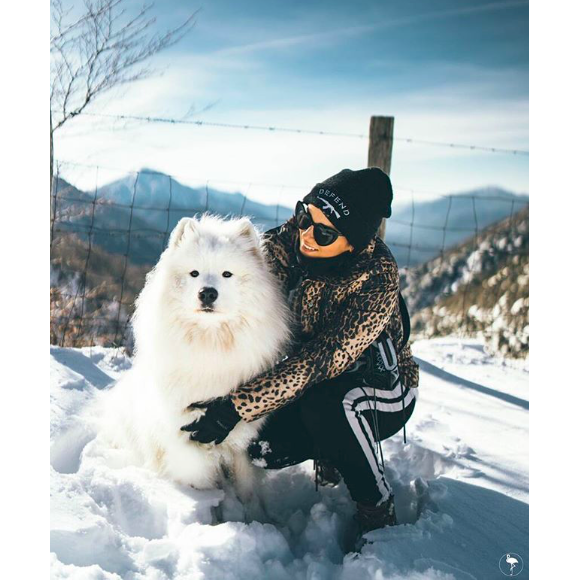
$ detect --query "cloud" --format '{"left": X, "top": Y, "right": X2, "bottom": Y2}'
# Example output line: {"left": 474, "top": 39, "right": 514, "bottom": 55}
{"left": 203, "top": 1, "right": 529, "bottom": 58}
{"left": 53, "top": 1, "right": 528, "bottom": 202}
{"left": 55, "top": 83, "right": 528, "bottom": 207}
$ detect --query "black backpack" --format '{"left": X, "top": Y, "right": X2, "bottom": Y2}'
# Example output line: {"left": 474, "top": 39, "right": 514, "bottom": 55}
{"left": 345, "top": 290, "right": 411, "bottom": 384}
{"left": 398, "top": 291, "right": 411, "bottom": 352}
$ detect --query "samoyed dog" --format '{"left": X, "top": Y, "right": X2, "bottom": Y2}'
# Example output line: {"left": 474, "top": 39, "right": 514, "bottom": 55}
{"left": 96, "top": 214, "right": 291, "bottom": 500}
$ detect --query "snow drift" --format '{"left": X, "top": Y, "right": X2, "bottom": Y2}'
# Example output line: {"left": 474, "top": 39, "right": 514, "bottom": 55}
{"left": 50, "top": 338, "right": 528, "bottom": 579}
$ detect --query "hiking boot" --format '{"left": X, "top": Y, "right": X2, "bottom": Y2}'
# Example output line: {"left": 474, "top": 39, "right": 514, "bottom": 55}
{"left": 348, "top": 494, "right": 398, "bottom": 552}
{"left": 316, "top": 459, "right": 342, "bottom": 487}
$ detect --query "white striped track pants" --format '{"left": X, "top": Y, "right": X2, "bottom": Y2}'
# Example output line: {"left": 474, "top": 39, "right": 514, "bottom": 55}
{"left": 249, "top": 337, "right": 417, "bottom": 505}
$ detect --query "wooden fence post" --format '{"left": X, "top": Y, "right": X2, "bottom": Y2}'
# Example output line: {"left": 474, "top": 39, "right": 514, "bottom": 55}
{"left": 367, "top": 116, "right": 394, "bottom": 239}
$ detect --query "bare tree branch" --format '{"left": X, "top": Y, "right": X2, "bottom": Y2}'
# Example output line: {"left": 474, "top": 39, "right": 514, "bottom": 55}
{"left": 50, "top": 0, "right": 196, "bottom": 132}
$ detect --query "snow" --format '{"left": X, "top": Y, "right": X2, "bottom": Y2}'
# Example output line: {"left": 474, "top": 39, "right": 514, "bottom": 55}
{"left": 50, "top": 338, "right": 529, "bottom": 579}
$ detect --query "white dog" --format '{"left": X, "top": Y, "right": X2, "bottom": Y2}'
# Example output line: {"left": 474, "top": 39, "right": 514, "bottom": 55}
{"left": 96, "top": 215, "right": 291, "bottom": 500}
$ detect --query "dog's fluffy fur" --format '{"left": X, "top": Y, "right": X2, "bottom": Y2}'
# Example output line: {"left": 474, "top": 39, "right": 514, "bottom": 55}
{"left": 96, "top": 215, "right": 291, "bottom": 498}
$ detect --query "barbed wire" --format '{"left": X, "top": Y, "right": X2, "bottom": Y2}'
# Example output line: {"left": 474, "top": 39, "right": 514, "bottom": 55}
{"left": 75, "top": 112, "right": 529, "bottom": 156}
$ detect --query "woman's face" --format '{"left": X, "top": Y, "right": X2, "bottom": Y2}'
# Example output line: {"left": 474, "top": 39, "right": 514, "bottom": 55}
{"left": 298, "top": 204, "right": 354, "bottom": 258}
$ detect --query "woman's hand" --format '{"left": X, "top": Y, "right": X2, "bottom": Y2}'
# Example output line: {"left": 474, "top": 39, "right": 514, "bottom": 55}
{"left": 181, "top": 397, "right": 241, "bottom": 444}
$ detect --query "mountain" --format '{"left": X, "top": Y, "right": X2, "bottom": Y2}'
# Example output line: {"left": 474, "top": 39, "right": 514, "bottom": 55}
{"left": 51, "top": 173, "right": 528, "bottom": 351}
{"left": 401, "top": 204, "right": 529, "bottom": 358}
{"left": 50, "top": 231, "right": 150, "bottom": 348}
{"left": 52, "top": 172, "right": 293, "bottom": 265}
{"left": 52, "top": 172, "right": 527, "bottom": 267}
{"left": 385, "top": 187, "right": 528, "bottom": 267}
{"left": 52, "top": 177, "right": 170, "bottom": 266}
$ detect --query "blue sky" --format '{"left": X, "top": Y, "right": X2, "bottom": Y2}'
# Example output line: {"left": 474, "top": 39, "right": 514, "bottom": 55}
{"left": 55, "top": 0, "right": 529, "bottom": 207}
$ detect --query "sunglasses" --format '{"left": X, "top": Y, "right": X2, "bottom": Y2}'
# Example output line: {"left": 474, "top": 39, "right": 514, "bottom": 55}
{"left": 294, "top": 201, "right": 345, "bottom": 247}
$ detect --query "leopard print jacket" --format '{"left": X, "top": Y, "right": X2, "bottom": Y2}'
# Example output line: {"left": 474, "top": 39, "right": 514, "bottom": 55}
{"left": 231, "top": 217, "right": 420, "bottom": 422}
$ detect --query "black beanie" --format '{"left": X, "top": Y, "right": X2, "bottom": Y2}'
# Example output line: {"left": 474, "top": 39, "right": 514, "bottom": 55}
{"left": 302, "top": 167, "right": 393, "bottom": 252}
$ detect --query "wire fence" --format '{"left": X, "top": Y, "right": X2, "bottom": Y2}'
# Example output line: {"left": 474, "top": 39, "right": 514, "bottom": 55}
{"left": 78, "top": 112, "right": 530, "bottom": 156}
{"left": 50, "top": 158, "right": 529, "bottom": 356}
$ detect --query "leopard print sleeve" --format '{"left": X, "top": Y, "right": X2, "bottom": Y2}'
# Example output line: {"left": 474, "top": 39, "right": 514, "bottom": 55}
{"left": 261, "top": 218, "right": 298, "bottom": 294}
{"left": 398, "top": 343, "right": 420, "bottom": 388}
{"left": 232, "top": 266, "right": 400, "bottom": 421}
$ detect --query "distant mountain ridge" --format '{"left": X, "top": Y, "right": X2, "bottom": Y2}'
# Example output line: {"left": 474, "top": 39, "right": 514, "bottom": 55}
{"left": 401, "top": 205, "right": 529, "bottom": 358}
{"left": 52, "top": 173, "right": 293, "bottom": 265}
{"left": 53, "top": 170, "right": 528, "bottom": 268}
{"left": 384, "top": 186, "right": 528, "bottom": 267}
{"left": 51, "top": 172, "right": 529, "bottom": 353}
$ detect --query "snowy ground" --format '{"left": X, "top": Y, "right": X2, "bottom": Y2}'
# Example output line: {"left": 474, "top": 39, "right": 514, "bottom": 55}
{"left": 50, "top": 337, "right": 529, "bottom": 580}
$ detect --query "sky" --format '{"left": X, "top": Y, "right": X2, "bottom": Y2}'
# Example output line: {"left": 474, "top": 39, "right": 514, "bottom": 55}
{"left": 53, "top": 0, "right": 529, "bottom": 207}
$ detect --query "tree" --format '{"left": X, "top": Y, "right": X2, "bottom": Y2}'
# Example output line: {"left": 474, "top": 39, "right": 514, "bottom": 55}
{"left": 50, "top": 0, "right": 195, "bottom": 193}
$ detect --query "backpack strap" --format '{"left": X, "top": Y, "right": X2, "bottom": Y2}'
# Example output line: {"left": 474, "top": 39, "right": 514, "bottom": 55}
{"left": 398, "top": 291, "right": 411, "bottom": 351}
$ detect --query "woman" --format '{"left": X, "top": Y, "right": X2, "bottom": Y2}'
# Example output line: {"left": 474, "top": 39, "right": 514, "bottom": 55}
{"left": 183, "top": 168, "right": 420, "bottom": 544}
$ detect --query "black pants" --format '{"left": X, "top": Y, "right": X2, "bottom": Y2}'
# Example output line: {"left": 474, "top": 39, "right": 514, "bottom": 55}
{"left": 248, "top": 375, "right": 416, "bottom": 506}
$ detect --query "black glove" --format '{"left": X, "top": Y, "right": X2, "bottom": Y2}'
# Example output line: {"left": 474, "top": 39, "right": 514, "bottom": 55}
{"left": 180, "top": 397, "right": 242, "bottom": 445}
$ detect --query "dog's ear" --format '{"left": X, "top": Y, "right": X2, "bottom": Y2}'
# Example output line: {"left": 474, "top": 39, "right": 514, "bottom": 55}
{"left": 231, "top": 218, "right": 264, "bottom": 260}
{"left": 168, "top": 218, "right": 197, "bottom": 249}
{"left": 233, "top": 217, "right": 261, "bottom": 249}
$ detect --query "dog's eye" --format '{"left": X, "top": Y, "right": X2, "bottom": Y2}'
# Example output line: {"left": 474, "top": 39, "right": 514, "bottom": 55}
{"left": 190, "top": 270, "right": 200, "bottom": 278}
{"left": 222, "top": 271, "right": 233, "bottom": 278}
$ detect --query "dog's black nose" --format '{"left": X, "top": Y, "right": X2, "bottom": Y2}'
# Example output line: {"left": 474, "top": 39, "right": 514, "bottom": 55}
{"left": 198, "top": 287, "right": 218, "bottom": 305}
